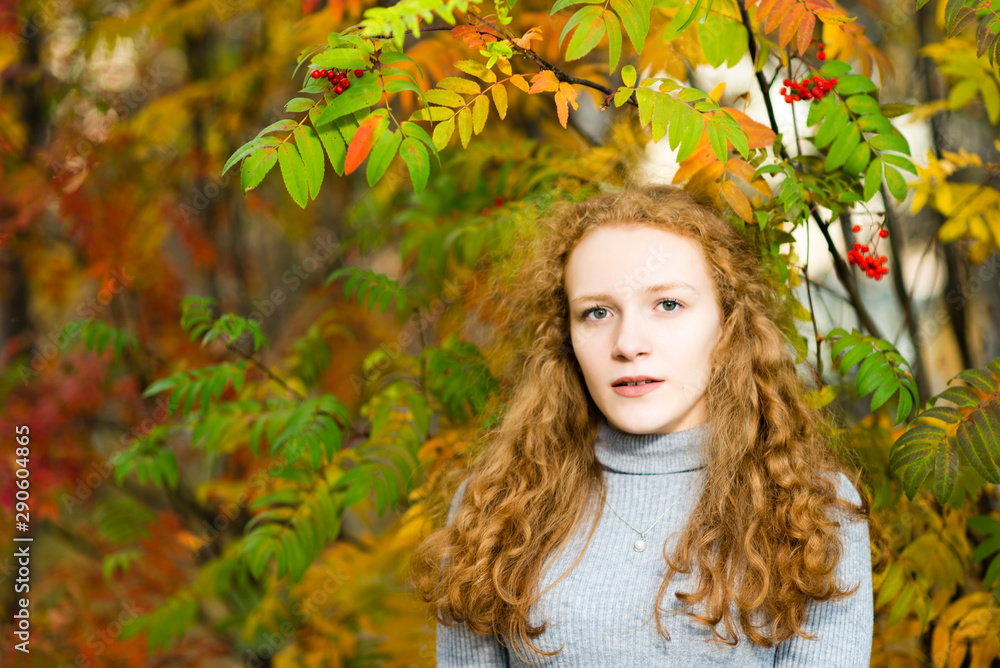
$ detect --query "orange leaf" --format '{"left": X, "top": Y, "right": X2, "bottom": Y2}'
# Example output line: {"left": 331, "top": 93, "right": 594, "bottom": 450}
{"left": 555, "top": 90, "right": 569, "bottom": 128}
{"left": 722, "top": 107, "right": 776, "bottom": 149}
{"left": 750, "top": 178, "right": 773, "bottom": 197}
{"left": 721, "top": 181, "right": 754, "bottom": 222}
{"left": 757, "top": 0, "right": 784, "bottom": 23}
{"left": 558, "top": 81, "right": 579, "bottom": 108}
{"left": 796, "top": 11, "right": 816, "bottom": 56}
{"left": 725, "top": 157, "right": 756, "bottom": 183}
{"left": 529, "top": 70, "right": 560, "bottom": 94}
{"left": 764, "top": 0, "right": 795, "bottom": 35}
{"left": 779, "top": 3, "right": 806, "bottom": 48}
{"left": 344, "top": 115, "right": 382, "bottom": 175}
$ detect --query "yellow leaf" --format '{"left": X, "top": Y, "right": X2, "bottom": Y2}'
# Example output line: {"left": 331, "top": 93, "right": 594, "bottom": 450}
{"left": 509, "top": 74, "right": 530, "bottom": 92}
{"left": 439, "top": 76, "right": 481, "bottom": 96}
{"left": 492, "top": 84, "right": 508, "bottom": 119}
{"left": 432, "top": 116, "right": 455, "bottom": 151}
{"left": 472, "top": 94, "right": 490, "bottom": 134}
{"left": 458, "top": 106, "right": 473, "bottom": 147}
{"left": 496, "top": 55, "right": 513, "bottom": 75}
{"left": 708, "top": 81, "right": 726, "bottom": 102}
{"left": 814, "top": 8, "right": 855, "bottom": 24}
{"left": 721, "top": 180, "right": 753, "bottom": 222}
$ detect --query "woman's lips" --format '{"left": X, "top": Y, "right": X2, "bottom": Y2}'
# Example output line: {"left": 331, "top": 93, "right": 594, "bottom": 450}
{"left": 612, "top": 380, "right": 664, "bottom": 397}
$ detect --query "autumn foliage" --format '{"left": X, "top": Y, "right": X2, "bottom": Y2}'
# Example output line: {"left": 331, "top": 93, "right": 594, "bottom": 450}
{"left": 3, "top": 0, "right": 1000, "bottom": 665}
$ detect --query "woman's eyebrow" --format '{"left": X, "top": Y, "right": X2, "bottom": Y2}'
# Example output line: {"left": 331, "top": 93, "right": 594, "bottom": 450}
{"left": 570, "top": 281, "right": 699, "bottom": 304}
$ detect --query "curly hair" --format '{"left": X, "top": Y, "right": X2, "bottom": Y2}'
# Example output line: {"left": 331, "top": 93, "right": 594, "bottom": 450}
{"left": 409, "top": 182, "right": 871, "bottom": 664}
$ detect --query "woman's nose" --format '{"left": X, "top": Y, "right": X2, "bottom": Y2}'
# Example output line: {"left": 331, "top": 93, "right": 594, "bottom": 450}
{"left": 611, "top": 313, "right": 652, "bottom": 359}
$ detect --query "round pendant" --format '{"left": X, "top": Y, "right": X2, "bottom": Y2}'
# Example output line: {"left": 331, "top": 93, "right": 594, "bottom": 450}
{"left": 634, "top": 539, "right": 646, "bottom": 552}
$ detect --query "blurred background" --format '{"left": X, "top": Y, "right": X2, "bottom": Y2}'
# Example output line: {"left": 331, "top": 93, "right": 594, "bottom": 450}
{"left": 1, "top": 0, "right": 999, "bottom": 665}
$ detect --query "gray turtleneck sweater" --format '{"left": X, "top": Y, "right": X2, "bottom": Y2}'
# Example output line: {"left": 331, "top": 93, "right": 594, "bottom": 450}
{"left": 436, "top": 419, "right": 873, "bottom": 666}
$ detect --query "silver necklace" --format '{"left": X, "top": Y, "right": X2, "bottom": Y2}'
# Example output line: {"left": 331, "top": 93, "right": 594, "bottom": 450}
{"left": 603, "top": 469, "right": 704, "bottom": 552}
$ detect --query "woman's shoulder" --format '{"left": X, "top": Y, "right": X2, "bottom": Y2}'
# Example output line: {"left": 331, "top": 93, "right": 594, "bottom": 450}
{"left": 829, "top": 470, "right": 863, "bottom": 507}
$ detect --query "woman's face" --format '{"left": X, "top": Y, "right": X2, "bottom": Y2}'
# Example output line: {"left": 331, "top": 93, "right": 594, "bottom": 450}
{"left": 565, "top": 223, "right": 724, "bottom": 435}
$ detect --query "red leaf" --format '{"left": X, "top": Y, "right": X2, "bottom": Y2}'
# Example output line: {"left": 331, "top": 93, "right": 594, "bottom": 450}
{"left": 344, "top": 116, "right": 383, "bottom": 175}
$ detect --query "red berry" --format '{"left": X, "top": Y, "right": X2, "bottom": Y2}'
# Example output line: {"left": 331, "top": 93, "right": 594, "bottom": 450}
{"left": 852, "top": 225, "right": 861, "bottom": 232}
{"left": 334, "top": 85, "right": 344, "bottom": 94}
{"left": 783, "top": 78, "right": 791, "bottom": 86}
{"left": 831, "top": 78, "right": 838, "bottom": 85}
{"left": 784, "top": 95, "right": 792, "bottom": 103}
{"left": 780, "top": 87, "right": 787, "bottom": 94}
{"left": 879, "top": 229, "right": 888, "bottom": 237}
{"left": 311, "top": 70, "right": 321, "bottom": 78}
{"left": 817, "top": 52, "right": 826, "bottom": 60}
{"left": 879, "top": 255, "right": 887, "bottom": 263}
{"left": 354, "top": 69, "right": 364, "bottom": 77}
{"left": 494, "top": 195, "right": 505, "bottom": 206}
{"left": 482, "top": 207, "right": 492, "bottom": 215}
{"left": 818, "top": 42, "right": 825, "bottom": 50}
{"left": 341, "top": 80, "right": 350, "bottom": 89}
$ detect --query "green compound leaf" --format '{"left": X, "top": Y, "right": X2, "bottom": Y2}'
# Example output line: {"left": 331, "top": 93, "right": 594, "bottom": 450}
{"left": 241, "top": 146, "right": 278, "bottom": 192}
{"left": 278, "top": 142, "right": 308, "bottom": 208}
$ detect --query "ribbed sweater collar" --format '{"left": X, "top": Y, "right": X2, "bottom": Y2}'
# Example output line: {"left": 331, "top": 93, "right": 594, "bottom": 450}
{"left": 593, "top": 417, "right": 710, "bottom": 474}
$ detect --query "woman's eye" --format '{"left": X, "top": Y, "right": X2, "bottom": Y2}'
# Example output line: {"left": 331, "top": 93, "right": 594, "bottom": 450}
{"left": 582, "top": 300, "right": 680, "bottom": 320}
{"left": 659, "top": 299, "right": 679, "bottom": 312}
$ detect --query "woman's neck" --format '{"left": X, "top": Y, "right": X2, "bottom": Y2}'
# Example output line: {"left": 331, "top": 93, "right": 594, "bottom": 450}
{"left": 593, "top": 416, "right": 710, "bottom": 474}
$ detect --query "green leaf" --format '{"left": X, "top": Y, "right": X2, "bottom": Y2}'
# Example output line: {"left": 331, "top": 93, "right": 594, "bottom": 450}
{"left": 844, "top": 141, "right": 872, "bottom": 177}
{"left": 609, "top": 0, "right": 650, "bottom": 53}
{"left": 241, "top": 147, "right": 278, "bottom": 192}
{"left": 825, "top": 123, "right": 861, "bottom": 171}
{"left": 278, "top": 143, "right": 309, "bottom": 208}
{"left": 622, "top": 64, "right": 637, "bottom": 88}
{"left": 707, "top": 121, "right": 728, "bottom": 162}
{"left": 846, "top": 94, "right": 880, "bottom": 115}
{"left": 884, "top": 165, "right": 908, "bottom": 201}
{"left": 606, "top": 11, "right": 622, "bottom": 73}
{"left": 399, "top": 136, "right": 430, "bottom": 192}
{"left": 312, "top": 47, "right": 371, "bottom": 70}
{"left": 835, "top": 74, "right": 878, "bottom": 95}
{"left": 565, "top": 7, "right": 607, "bottom": 60}
{"left": 662, "top": 0, "right": 702, "bottom": 41}
{"left": 223, "top": 137, "right": 280, "bottom": 175}
{"left": 881, "top": 152, "right": 917, "bottom": 174}
{"left": 294, "top": 125, "right": 325, "bottom": 200}
{"left": 871, "top": 133, "right": 910, "bottom": 154}
{"left": 814, "top": 101, "right": 849, "bottom": 150}
{"left": 819, "top": 60, "right": 853, "bottom": 77}
{"left": 366, "top": 129, "right": 403, "bottom": 186}
{"left": 863, "top": 156, "right": 883, "bottom": 201}
{"left": 318, "top": 126, "right": 346, "bottom": 176}
{"left": 285, "top": 97, "right": 316, "bottom": 113}
{"left": 315, "top": 81, "right": 383, "bottom": 125}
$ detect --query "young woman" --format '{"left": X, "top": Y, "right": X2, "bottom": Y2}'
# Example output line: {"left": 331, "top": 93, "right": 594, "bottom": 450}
{"left": 410, "top": 184, "right": 874, "bottom": 666}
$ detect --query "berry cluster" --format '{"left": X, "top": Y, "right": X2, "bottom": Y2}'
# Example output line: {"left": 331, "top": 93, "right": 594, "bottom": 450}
{"left": 780, "top": 73, "right": 837, "bottom": 103}
{"left": 311, "top": 68, "right": 366, "bottom": 95}
{"left": 848, "top": 225, "right": 890, "bottom": 280}
{"left": 816, "top": 41, "right": 826, "bottom": 61}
